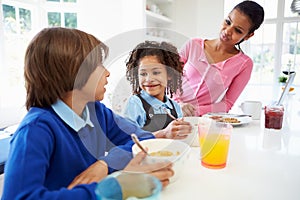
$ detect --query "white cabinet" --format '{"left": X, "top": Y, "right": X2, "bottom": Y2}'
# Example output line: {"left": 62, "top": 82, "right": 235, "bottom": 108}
{"left": 146, "top": 10, "right": 172, "bottom": 25}
{"left": 145, "top": 0, "right": 174, "bottom": 41}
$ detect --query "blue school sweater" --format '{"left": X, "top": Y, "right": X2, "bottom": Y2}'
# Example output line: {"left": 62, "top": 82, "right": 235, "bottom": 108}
{"left": 1, "top": 101, "right": 154, "bottom": 200}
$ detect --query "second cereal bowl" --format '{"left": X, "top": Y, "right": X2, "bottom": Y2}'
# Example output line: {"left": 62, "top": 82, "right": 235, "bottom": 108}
{"left": 132, "top": 138, "right": 191, "bottom": 182}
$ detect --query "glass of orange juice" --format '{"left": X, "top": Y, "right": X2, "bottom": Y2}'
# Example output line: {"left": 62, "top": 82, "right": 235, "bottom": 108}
{"left": 198, "top": 118, "right": 232, "bottom": 169}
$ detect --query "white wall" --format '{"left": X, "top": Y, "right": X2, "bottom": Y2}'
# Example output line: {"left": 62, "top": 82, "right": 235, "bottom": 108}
{"left": 172, "top": 0, "right": 224, "bottom": 39}
{"left": 77, "top": 0, "right": 123, "bottom": 40}
{"left": 77, "top": 0, "right": 145, "bottom": 41}
{"left": 196, "top": 0, "right": 224, "bottom": 39}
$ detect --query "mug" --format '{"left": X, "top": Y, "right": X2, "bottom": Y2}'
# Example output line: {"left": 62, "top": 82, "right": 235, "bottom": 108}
{"left": 240, "top": 101, "right": 262, "bottom": 120}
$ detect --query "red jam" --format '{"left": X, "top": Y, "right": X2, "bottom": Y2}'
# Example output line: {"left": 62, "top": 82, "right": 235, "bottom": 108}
{"left": 264, "top": 105, "right": 284, "bottom": 129}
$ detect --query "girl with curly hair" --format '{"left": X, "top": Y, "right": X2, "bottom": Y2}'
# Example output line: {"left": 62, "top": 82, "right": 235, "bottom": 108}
{"left": 123, "top": 41, "right": 192, "bottom": 139}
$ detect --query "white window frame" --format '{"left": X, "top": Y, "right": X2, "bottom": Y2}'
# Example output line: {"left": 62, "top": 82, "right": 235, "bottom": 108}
{"left": 0, "top": 0, "right": 78, "bottom": 129}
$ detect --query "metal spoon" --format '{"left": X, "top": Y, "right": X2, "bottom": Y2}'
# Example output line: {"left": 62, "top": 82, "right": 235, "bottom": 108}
{"left": 131, "top": 133, "right": 150, "bottom": 156}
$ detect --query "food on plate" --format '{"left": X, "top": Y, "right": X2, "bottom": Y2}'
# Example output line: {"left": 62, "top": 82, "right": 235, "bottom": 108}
{"left": 219, "top": 117, "right": 240, "bottom": 123}
{"left": 209, "top": 115, "right": 223, "bottom": 120}
{"left": 209, "top": 116, "right": 241, "bottom": 124}
{"left": 149, "top": 150, "right": 180, "bottom": 157}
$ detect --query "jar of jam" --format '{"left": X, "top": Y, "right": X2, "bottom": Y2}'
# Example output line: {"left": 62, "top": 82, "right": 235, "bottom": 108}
{"left": 264, "top": 105, "right": 284, "bottom": 129}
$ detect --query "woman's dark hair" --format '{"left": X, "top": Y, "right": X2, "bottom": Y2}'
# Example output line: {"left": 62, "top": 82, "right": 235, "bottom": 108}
{"left": 233, "top": 0, "right": 264, "bottom": 34}
{"left": 126, "top": 40, "right": 183, "bottom": 98}
{"left": 24, "top": 27, "right": 108, "bottom": 110}
{"left": 233, "top": 0, "right": 264, "bottom": 49}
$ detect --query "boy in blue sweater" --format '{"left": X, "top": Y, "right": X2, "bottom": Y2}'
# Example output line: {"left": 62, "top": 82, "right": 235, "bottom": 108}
{"left": 1, "top": 27, "right": 173, "bottom": 200}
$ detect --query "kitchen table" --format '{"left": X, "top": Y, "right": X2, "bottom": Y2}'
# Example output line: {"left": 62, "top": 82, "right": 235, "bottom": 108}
{"left": 161, "top": 97, "right": 300, "bottom": 200}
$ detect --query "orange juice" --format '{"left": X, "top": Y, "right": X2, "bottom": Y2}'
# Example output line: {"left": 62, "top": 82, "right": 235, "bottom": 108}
{"left": 199, "top": 133, "right": 230, "bottom": 169}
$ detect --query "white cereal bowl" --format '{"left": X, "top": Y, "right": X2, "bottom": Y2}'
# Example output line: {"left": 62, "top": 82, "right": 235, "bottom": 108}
{"left": 132, "top": 138, "right": 191, "bottom": 183}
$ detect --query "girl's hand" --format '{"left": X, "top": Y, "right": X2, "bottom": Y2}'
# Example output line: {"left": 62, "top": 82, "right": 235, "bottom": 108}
{"left": 155, "top": 118, "right": 192, "bottom": 139}
{"left": 124, "top": 151, "right": 174, "bottom": 188}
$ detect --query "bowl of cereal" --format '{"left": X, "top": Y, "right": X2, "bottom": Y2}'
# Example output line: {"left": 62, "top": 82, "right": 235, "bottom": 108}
{"left": 132, "top": 138, "right": 191, "bottom": 182}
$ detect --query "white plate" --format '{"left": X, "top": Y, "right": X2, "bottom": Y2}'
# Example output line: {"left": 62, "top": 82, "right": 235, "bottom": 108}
{"left": 202, "top": 113, "right": 252, "bottom": 127}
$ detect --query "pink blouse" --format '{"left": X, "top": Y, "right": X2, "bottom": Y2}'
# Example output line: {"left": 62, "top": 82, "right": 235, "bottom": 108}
{"left": 174, "top": 38, "right": 253, "bottom": 116}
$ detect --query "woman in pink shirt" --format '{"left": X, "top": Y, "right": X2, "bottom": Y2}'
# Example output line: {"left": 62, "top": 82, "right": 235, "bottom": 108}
{"left": 173, "top": 0, "right": 264, "bottom": 116}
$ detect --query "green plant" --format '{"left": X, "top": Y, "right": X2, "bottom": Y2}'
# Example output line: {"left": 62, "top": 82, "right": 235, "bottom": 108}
{"left": 278, "top": 75, "right": 288, "bottom": 83}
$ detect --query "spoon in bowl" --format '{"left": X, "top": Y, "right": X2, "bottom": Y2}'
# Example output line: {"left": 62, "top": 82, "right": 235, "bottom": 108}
{"left": 131, "top": 133, "right": 150, "bottom": 156}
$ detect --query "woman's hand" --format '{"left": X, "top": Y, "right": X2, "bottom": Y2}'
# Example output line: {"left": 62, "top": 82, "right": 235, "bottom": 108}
{"left": 180, "top": 103, "right": 196, "bottom": 116}
{"left": 155, "top": 118, "right": 192, "bottom": 139}
{"left": 67, "top": 160, "right": 108, "bottom": 189}
{"left": 124, "top": 151, "right": 174, "bottom": 188}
